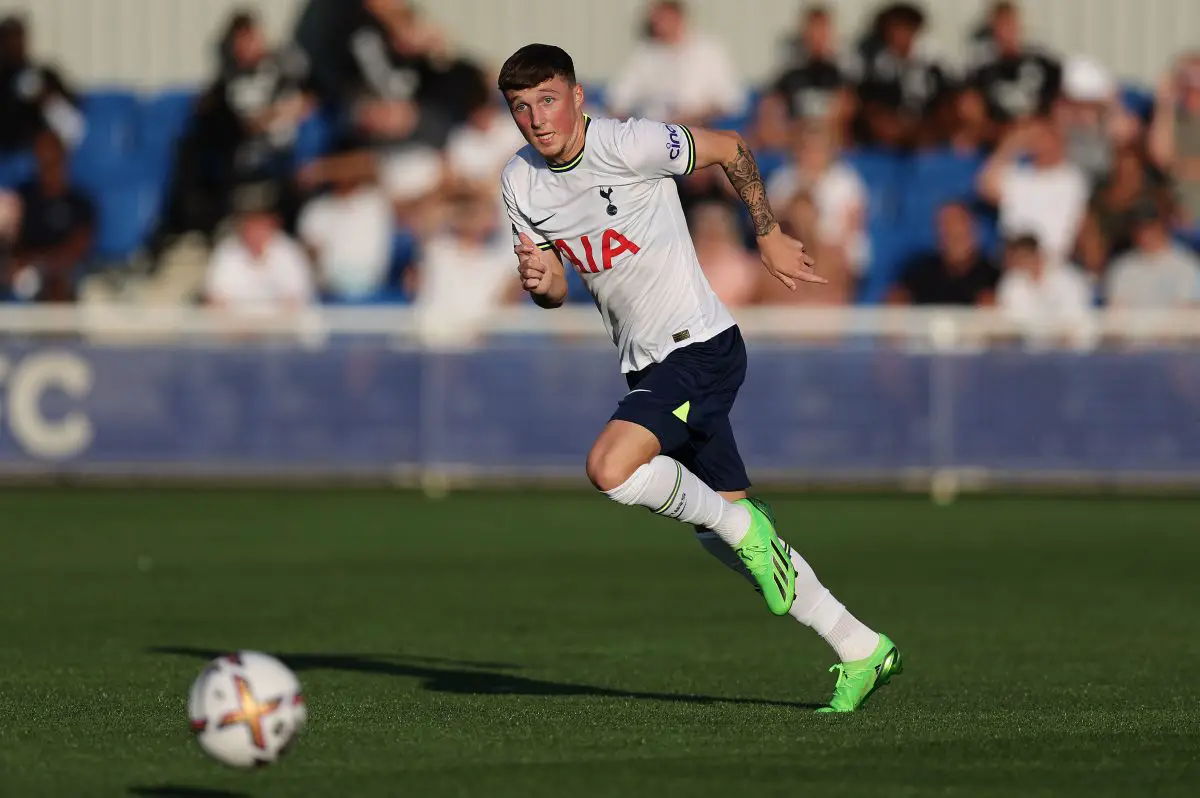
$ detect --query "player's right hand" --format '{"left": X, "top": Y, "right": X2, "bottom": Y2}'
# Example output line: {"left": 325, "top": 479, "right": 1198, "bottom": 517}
{"left": 758, "top": 229, "right": 826, "bottom": 291}
{"left": 515, "top": 232, "right": 555, "bottom": 295}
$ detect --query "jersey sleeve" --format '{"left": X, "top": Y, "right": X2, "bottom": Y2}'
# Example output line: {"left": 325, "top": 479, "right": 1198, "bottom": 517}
{"left": 501, "top": 169, "right": 555, "bottom": 251}
{"left": 614, "top": 118, "right": 697, "bottom": 180}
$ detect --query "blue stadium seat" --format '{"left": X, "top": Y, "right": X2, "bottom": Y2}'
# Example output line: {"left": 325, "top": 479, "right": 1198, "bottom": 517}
{"left": 72, "top": 90, "right": 142, "bottom": 190}
{"left": 1120, "top": 82, "right": 1156, "bottom": 123}
{"left": 898, "top": 148, "right": 986, "bottom": 250}
{"left": 843, "top": 147, "right": 905, "bottom": 224}
{"left": 0, "top": 149, "right": 35, "bottom": 188}
{"left": 138, "top": 88, "right": 197, "bottom": 163}
{"left": 89, "top": 177, "right": 164, "bottom": 263}
{"left": 293, "top": 108, "right": 338, "bottom": 168}
{"left": 858, "top": 220, "right": 923, "bottom": 305}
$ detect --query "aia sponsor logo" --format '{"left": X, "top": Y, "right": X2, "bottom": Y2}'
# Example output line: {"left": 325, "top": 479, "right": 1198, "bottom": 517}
{"left": 554, "top": 230, "right": 640, "bottom": 273}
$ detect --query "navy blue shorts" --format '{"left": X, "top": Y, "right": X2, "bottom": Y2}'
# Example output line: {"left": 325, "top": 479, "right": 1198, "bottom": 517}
{"left": 611, "top": 325, "right": 750, "bottom": 492}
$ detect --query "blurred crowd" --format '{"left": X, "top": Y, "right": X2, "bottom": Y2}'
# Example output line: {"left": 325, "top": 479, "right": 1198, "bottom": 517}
{"left": 0, "top": 0, "right": 1198, "bottom": 341}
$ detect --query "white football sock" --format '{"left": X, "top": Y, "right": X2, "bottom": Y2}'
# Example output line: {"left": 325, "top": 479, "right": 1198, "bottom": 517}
{"left": 605, "top": 456, "right": 751, "bottom": 546}
{"left": 694, "top": 529, "right": 880, "bottom": 663}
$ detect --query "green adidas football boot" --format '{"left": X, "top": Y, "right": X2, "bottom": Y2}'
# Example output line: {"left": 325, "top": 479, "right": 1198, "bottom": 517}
{"left": 732, "top": 497, "right": 796, "bottom": 616}
{"left": 816, "top": 633, "right": 903, "bottom": 713}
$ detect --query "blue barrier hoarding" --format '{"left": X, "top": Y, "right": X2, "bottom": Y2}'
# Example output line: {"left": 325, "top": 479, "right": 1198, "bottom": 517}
{"left": 0, "top": 341, "right": 1197, "bottom": 481}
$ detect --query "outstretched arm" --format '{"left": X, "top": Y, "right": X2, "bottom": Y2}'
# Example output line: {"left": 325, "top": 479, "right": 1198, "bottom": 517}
{"left": 688, "top": 128, "right": 825, "bottom": 290}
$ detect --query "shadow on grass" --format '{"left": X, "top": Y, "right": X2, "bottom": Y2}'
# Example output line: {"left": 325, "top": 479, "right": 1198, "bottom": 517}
{"left": 128, "top": 788, "right": 250, "bottom": 798}
{"left": 151, "top": 646, "right": 823, "bottom": 710}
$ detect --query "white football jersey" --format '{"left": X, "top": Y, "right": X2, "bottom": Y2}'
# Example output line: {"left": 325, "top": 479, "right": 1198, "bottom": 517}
{"left": 501, "top": 115, "right": 735, "bottom": 373}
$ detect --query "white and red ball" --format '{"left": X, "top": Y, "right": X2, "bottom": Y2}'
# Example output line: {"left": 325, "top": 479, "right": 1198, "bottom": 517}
{"left": 187, "top": 651, "right": 307, "bottom": 768}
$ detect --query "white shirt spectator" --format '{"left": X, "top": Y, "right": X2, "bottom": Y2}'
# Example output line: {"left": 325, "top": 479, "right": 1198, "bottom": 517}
{"left": 606, "top": 34, "right": 745, "bottom": 122}
{"left": 998, "top": 263, "right": 1095, "bottom": 348}
{"left": 416, "top": 234, "right": 514, "bottom": 345}
{"left": 766, "top": 161, "right": 869, "bottom": 274}
{"left": 298, "top": 186, "right": 393, "bottom": 300}
{"left": 1106, "top": 244, "right": 1200, "bottom": 308}
{"left": 998, "top": 162, "right": 1089, "bottom": 267}
{"left": 206, "top": 230, "right": 314, "bottom": 314}
{"left": 446, "top": 116, "right": 526, "bottom": 185}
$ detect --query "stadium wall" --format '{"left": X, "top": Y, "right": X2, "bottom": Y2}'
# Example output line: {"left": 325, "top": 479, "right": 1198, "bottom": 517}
{"left": 13, "top": 0, "right": 1198, "bottom": 91}
{"left": 0, "top": 308, "right": 1197, "bottom": 491}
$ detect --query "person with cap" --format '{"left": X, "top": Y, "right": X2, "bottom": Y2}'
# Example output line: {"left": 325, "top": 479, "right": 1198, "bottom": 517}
{"left": 1054, "top": 54, "right": 1141, "bottom": 186}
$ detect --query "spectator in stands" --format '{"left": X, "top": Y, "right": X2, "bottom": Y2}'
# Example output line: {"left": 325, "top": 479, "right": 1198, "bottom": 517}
{"left": 997, "top": 234, "right": 1095, "bottom": 347}
{"left": 297, "top": 146, "right": 393, "bottom": 302}
{"left": 8, "top": 131, "right": 94, "bottom": 302}
{"left": 978, "top": 115, "right": 1089, "bottom": 269}
{"left": 296, "top": 0, "right": 479, "bottom": 149}
{"left": 963, "top": 2, "right": 1061, "bottom": 129}
{"left": 759, "top": 191, "right": 852, "bottom": 305}
{"left": 1071, "top": 211, "right": 1112, "bottom": 305}
{"left": 1055, "top": 55, "right": 1140, "bottom": 186}
{"left": 0, "top": 189, "right": 21, "bottom": 299}
{"left": 0, "top": 15, "right": 84, "bottom": 153}
{"left": 1148, "top": 54, "right": 1200, "bottom": 229}
{"left": 847, "top": 2, "right": 950, "bottom": 148}
{"left": 205, "top": 183, "right": 314, "bottom": 315}
{"left": 890, "top": 202, "right": 999, "bottom": 306}
{"left": 411, "top": 195, "right": 520, "bottom": 344}
{"left": 766, "top": 122, "right": 868, "bottom": 279}
{"left": 1088, "top": 146, "right": 1174, "bottom": 258}
{"left": 606, "top": 1, "right": 745, "bottom": 126}
{"left": 1105, "top": 201, "right": 1200, "bottom": 309}
{"left": 689, "top": 202, "right": 759, "bottom": 308}
{"left": 443, "top": 70, "right": 526, "bottom": 200}
{"left": 765, "top": 6, "right": 850, "bottom": 127}
{"left": 163, "top": 11, "right": 314, "bottom": 241}
{"left": 298, "top": 1, "right": 485, "bottom": 220}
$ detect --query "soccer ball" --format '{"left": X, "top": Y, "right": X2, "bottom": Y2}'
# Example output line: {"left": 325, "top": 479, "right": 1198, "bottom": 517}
{"left": 188, "top": 651, "right": 307, "bottom": 768}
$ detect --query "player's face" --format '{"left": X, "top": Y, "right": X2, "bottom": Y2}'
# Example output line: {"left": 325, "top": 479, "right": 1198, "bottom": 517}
{"left": 505, "top": 77, "right": 585, "bottom": 163}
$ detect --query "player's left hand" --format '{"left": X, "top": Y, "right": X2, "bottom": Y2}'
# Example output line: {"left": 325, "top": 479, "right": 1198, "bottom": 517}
{"left": 758, "top": 229, "right": 825, "bottom": 291}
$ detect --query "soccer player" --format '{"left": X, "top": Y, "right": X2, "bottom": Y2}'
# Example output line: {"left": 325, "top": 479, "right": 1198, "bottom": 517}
{"left": 498, "top": 44, "right": 901, "bottom": 712}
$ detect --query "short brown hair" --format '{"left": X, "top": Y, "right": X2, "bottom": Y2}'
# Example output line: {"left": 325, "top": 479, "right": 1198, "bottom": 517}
{"left": 498, "top": 44, "right": 576, "bottom": 93}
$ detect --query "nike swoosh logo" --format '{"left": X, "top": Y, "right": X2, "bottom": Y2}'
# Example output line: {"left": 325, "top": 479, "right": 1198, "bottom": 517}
{"left": 625, "top": 389, "right": 651, "bottom": 396}
{"left": 530, "top": 214, "right": 555, "bottom": 226}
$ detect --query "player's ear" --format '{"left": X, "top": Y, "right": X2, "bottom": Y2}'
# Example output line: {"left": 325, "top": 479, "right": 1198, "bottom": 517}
{"left": 573, "top": 81, "right": 585, "bottom": 111}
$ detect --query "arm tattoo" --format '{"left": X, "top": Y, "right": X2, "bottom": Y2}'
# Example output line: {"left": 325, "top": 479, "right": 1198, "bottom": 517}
{"left": 723, "top": 140, "right": 777, "bottom": 237}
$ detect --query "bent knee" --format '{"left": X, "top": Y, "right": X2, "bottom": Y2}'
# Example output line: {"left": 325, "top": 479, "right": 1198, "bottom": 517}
{"left": 585, "top": 447, "right": 645, "bottom": 493}
{"left": 586, "top": 420, "right": 661, "bottom": 492}
{"left": 586, "top": 451, "right": 638, "bottom": 493}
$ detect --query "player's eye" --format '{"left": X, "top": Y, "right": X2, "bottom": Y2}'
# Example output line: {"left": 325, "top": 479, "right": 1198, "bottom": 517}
{"left": 542, "top": 96, "right": 555, "bottom": 104}
{"left": 515, "top": 103, "right": 527, "bottom": 112}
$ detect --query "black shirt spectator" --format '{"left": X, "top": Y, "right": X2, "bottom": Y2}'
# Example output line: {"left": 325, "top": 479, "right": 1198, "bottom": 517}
{"left": 849, "top": 3, "right": 951, "bottom": 146}
{"left": 898, "top": 250, "right": 1000, "bottom": 305}
{"left": 0, "top": 16, "right": 83, "bottom": 153}
{"left": 159, "top": 12, "right": 314, "bottom": 243}
{"left": 891, "top": 203, "right": 999, "bottom": 305}
{"left": 770, "top": 6, "right": 848, "bottom": 121}
{"left": 294, "top": 0, "right": 477, "bottom": 149}
{"left": 195, "top": 12, "right": 314, "bottom": 180}
{"left": 9, "top": 131, "right": 94, "bottom": 302}
{"left": 965, "top": 2, "right": 1061, "bottom": 124}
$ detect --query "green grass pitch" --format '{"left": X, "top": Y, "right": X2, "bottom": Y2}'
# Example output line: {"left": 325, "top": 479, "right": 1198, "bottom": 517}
{"left": 1, "top": 489, "right": 1197, "bottom": 797}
